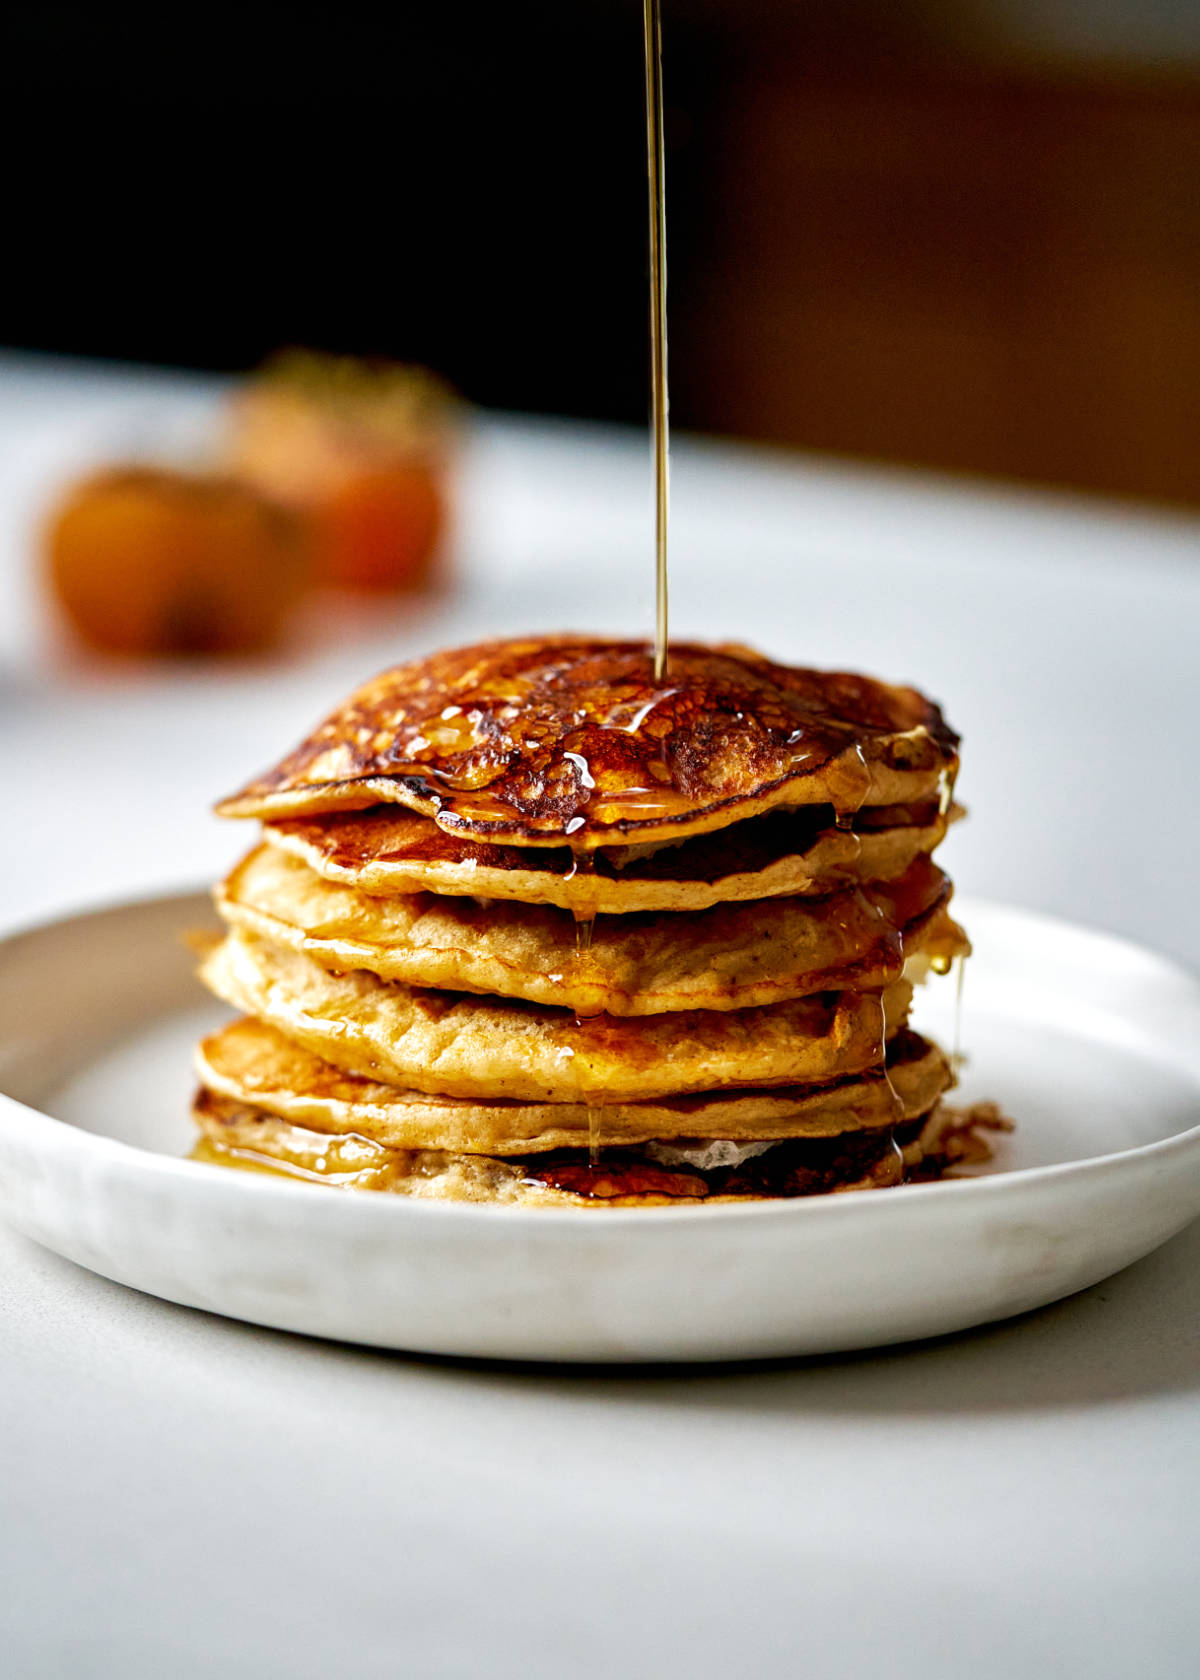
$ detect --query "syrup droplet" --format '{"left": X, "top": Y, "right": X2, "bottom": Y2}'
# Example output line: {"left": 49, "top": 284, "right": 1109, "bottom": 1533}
{"left": 937, "top": 763, "right": 958, "bottom": 819}
{"left": 563, "top": 751, "right": 596, "bottom": 791}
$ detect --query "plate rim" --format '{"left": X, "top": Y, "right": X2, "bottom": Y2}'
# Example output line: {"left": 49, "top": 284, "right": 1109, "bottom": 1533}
{"left": 1, "top": 885, "right": 1199, "bottom": 1230}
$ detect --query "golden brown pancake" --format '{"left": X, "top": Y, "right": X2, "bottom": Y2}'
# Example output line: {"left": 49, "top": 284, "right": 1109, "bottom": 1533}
{"left": 191, "top": 1091, "right": 1001, "bottom": 1204}
{"left": 197, "top": 927, "right": 913, "bottom": 1102}
{"left": 191, "top": 1031, "right": 963, "bottom": 1206}
{"left": 195, "top": 1016, "right": 952, "bottom": 1152}
{"left": 217, "top": 843, "right": 966, "bottom": 1015}
{"left": 264, "top": 800, "right": 957, "bottom": 913}
{"left": 192, "top": 1079, "right": 1006, "bottom": 1206}
{"left": 190, "top": 1099, "right": 919, "bottom": 1204}
{"left": 216, "top": 637, "right": 958, "bottom": 844}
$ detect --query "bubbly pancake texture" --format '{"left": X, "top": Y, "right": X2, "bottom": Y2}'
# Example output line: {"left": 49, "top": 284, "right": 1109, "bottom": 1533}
{"left": 196, "top": 1017, "right": 952, "bottom": 1153}
{"left": 216, "top": 637, "right": 959, "bottom": 844}
{"left": 218, "top": 843, "right": 966, "bottom": 1015}
{"left": 264, "top": 800, "right": 957, "bottom": 913}
{"left": 198, "top": 927, "right": 912, "bottom": 1104}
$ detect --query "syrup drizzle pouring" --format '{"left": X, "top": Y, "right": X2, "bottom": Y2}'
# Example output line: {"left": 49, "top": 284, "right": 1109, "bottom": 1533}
{"left": 562, "top": 0, "right": 671, "bottom": 1176}
{"left": 478, "top": 8, "right": 960, "bottom": 1183}
{"left": 644, "top": 0, "right": 670, "bottom": 683}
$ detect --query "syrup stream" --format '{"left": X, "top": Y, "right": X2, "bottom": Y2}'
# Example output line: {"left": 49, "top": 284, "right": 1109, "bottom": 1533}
{"left": 552, "top": 0, "right": 671, "bottom": 1175}
{"left": 643, "top": 0, "right": 670, "bottom": 683}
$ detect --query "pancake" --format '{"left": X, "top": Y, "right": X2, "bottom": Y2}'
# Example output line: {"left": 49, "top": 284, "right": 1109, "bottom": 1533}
{"left": 216, "top": 637, "right": 959, "bottom": 845}
{"left": 217, "top": 842, "right": 967, "bottom": 1015}
{"left": 192, "top": 1083, "right": 1004, "bottom": 1206}
{"left": 197, "top": 927, "right": 913, "bottom": 1103}
{"left": 193, "top": 1094, "right": 1003, "bottom": 1204}
{"left": 195, "top": 1016, "right": 953, "bottom": 1152}
{"left": 264, "top": 800, "right": 958, "bottom": 913}
{"left": 192, "top": 1060, "right": 993, "bottom": 1205}
{"left": 191, "top": 1098, "right": 923, "bottom": 1204}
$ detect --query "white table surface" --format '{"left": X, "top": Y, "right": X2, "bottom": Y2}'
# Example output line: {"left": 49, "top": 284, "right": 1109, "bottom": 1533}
{"left": 1, "top": 353, "right": 1198, "bottom": 1678}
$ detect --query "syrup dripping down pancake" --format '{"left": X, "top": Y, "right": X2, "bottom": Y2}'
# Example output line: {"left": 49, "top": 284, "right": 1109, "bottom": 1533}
{"left": 216, "top": 637, "right": 958, "bottom": 845}
{"left": 264, "top": 799, "right": 958, "bottom": 914}
{"left": 217, "top": 843, "right": 967, "bottom": 1015}
{"left": 198, "top": 927, "right": 913, "bottom": 1102}
{"left": 195, "top": 1017, "right": 952, "bottom": 1153}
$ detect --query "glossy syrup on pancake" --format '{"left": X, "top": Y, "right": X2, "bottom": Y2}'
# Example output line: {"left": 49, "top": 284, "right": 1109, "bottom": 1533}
{"left": 216, "top": 637, "right": 960, "bottom": 844}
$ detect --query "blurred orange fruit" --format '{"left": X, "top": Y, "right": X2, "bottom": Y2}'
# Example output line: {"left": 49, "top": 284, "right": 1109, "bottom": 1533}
{"left": 226, "top": 352, "right": 454, "bottom": 592}
{"left": 46, "top": 467, "right": 308, "bottom": 656}
{"left": 315, "top": 461, "right": 444, "bottom": 590}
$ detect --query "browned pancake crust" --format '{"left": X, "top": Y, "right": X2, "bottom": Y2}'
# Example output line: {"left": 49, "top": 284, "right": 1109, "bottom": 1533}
{"left": 217, "top": 637, "right": 958, "bottom": 844}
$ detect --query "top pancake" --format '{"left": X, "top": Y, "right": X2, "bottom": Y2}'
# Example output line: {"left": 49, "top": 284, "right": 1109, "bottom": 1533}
{"left": 216, "top": 636, "right": 959, "bottom": 847}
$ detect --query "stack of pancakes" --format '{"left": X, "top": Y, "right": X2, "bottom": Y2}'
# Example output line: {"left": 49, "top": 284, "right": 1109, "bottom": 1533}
{"left": 193, "top": 637, "right": 971, "bottom": 1205}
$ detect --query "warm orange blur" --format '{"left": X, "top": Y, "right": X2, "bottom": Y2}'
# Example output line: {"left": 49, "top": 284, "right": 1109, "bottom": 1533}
{"left": 313, "top": 463, "right": 445, "bottom": 591}
{"left": 46, "top": 467, "right": 308, "bottom": 656}
{"left": 226, "top": 352, "right": 453, "bottom": 591}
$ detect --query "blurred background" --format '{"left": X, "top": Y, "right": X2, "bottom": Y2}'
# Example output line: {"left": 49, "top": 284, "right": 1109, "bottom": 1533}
{"left": 4, "top": 0, "right": 1199, "bottom": 504}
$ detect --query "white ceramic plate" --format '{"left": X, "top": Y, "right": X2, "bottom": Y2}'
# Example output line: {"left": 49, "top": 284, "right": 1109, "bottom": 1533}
{"left": 0, "top": 890, "right": 1198, "bottom": 1363}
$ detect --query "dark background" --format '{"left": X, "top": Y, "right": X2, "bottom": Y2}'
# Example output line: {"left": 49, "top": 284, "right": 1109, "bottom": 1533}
{"left": 2, "top": 1, "right": 692, "bottom": 419}
{"left": 4, "top": 1, "right": 1200, "bottom": 503}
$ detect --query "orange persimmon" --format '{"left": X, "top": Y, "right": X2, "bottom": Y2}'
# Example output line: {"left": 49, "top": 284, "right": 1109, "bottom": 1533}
{"left": 225, "top": 352, "right": 454, "bottom": 592}
{"left": 46, "top": 466, "right": 308, "bottom": 656}
{"left": 313, "top": 460, "right": 444, "bottom": 590}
